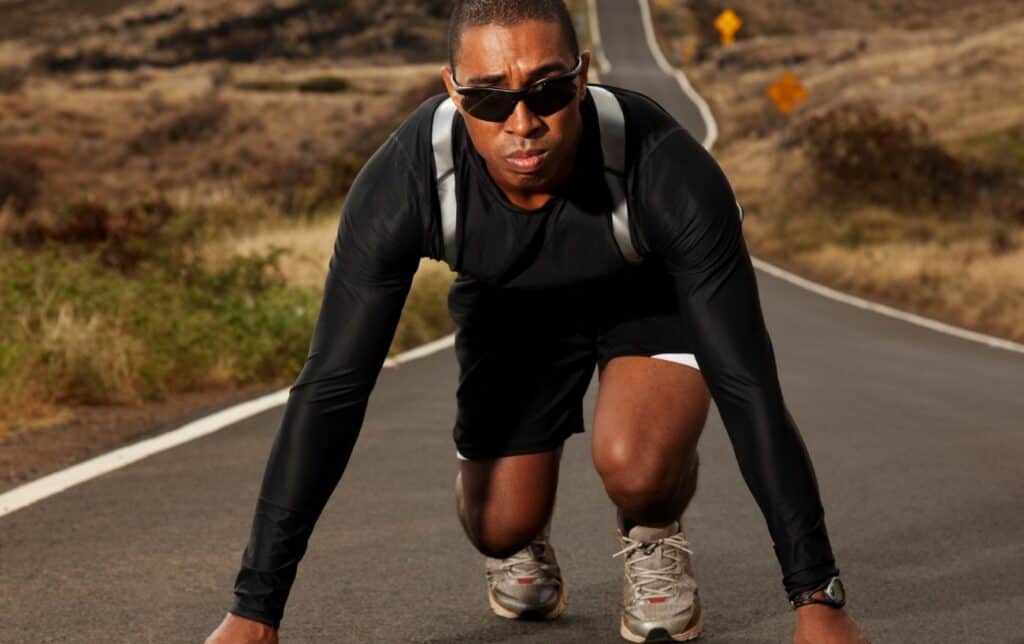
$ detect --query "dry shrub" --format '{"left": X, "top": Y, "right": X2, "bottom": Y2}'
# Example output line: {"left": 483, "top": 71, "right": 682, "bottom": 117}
{"left": 129, "top": 96, "right": 228, "bottom": 154}
{"left": 0, "top": 66, "right": 26, "bottom": 93}
{"left": 298, "top": 76, "right": 447, "bottom": 215}
{"left": 8, "top": 196, "right": 199, "bottom": 272}
{"left": 799, "top": 103, "right": 984, "bottom": 213}
{"left": 297, "top": 76, "right": 349, "bottom": 93}
{"left": 31, "top": 0, "right": 451, "bottom": 72}
{"left": 0, "top": 145, "right": 44, "bottom": 214}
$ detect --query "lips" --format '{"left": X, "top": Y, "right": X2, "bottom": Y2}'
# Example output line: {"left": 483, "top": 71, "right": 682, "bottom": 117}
{"left": 505, "top": 149, "right": 548, "bottom": 172}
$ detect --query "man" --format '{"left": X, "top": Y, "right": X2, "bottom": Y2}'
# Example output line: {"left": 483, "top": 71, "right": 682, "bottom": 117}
{"left": 207, "top": 1, "right": 869, "bottom": 642}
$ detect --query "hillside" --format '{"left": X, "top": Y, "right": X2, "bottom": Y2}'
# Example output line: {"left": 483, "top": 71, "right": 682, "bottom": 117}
{"left": 0, "top": 0, "right": 450, "bottom": 62}
{"left": 0, "top": 1, "right": 455, "bottom": 223}
{"left": 649, "top": 0, "right": 1024, "bottom": 343}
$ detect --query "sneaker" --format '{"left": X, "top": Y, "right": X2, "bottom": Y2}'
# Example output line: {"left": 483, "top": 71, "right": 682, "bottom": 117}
{"left": 484, "top": 527, "right": 567, "bottom": 620}
{"left": 613, "top": 521, "right": 703, "bottom": 642}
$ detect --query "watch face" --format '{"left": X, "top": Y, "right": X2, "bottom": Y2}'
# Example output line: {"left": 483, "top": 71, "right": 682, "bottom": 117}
{"left": 825, "top": 578, "right": 846, "bottom": 603}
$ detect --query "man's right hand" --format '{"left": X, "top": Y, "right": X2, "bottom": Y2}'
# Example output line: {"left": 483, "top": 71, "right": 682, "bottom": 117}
{"left": 204, "top": 612, "right": 279, "bottom": 644}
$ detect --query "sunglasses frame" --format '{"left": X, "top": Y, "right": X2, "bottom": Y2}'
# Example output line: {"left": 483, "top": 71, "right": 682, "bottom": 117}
{"left": 450, "top": 55, "right": 584, "bottom": 122}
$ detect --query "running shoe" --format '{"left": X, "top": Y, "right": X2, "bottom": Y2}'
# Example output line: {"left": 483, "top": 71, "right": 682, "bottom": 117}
{"left": 613, "top": 521, "right": 703, "bottom": 642}
{"left": 484, "top": 526, "right": 567, "bottom": 620}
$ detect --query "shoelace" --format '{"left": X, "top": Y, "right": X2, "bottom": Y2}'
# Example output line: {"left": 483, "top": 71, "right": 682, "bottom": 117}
{"left": 499, "top": 539, "right": 556, "bottom": 579}
{"left": 612, "top": 532, "right": 694, "bottom": 601}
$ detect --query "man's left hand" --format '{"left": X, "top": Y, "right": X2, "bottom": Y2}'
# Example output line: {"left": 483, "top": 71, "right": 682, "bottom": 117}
{"left": 793, "top": 603, "right": 870, "bottom": 644}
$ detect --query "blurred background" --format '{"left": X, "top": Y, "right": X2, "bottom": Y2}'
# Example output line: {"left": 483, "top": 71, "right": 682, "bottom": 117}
{"left": 1, "top": 0, "right": 1021, "bottom": 490}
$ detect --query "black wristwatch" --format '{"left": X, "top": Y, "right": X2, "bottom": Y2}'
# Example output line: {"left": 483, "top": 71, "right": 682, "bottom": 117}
{"left": 790, "top": 576, "right": 846, "bottom": 610}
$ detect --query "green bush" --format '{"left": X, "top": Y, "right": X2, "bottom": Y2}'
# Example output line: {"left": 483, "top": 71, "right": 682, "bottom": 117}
{"left": 0, "top": 242, "right": 319, "bottom": 412}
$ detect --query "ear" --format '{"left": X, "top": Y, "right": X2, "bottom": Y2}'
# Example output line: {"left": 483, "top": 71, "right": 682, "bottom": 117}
{"left": 578, "top": 51, "right": 592, "bottom": 99}
{"left": 441, "top": 66, "right": 459, "bottom": 103}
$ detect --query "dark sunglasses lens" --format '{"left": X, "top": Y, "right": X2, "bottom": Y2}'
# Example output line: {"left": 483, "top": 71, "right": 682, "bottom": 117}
{"left": 524, "top": 78, "right": 578, "bottom": 116}
{"left": 462, "top": 91, "right": 518, "bottom": 122}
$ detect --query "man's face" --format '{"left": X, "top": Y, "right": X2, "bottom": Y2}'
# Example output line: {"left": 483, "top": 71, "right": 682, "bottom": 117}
{"left": 443, "top": 20, "right": 590, "bottom": 201}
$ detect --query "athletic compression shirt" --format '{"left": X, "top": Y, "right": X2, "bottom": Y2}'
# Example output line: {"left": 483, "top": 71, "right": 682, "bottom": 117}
{"left": 230, "top": 85, "right": 839, "bottom": 628}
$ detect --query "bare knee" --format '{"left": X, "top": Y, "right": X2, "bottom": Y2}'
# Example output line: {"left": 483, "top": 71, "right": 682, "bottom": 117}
{"left": 466, "top": 517, "right": 544, "bottom": 559}
{"left": 595, "top": 438, "right": 699, "bottom": 516}
{"left": 455, "top": 469, "right": 553, "bottom": 559}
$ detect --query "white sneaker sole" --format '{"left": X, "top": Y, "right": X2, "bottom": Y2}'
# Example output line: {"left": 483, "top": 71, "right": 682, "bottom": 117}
{"left": 619, "top": 601, "right": 704, "bottom": 642}
{"left": 487, "top": 584, "right": 568, "bottom": 620}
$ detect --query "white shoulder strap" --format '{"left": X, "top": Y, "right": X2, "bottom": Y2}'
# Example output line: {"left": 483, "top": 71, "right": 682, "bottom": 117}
{"left": 431, "top": 97, "right": 459, "bottom": 269}
{"left": 589, "top": 85, "right": 642, "bottom": 264}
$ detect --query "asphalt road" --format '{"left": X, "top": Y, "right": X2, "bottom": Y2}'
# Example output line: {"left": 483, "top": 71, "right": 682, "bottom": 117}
{"left": 591, "top": 0, "right": 711, "bottom": 145}
{"left": 2, "top": 2, "right": 1023, "bottom": 643}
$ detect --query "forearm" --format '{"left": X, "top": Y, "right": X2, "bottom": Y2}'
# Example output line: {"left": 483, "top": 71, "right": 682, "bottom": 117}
{"left": 231, "top": 375, "right": 374, "bottom": 627}
{"left": 230, "top": 269, "right": 413, "bottom": 626}
{"left": 675, "top": 243, "right": 837, "bottom": 598}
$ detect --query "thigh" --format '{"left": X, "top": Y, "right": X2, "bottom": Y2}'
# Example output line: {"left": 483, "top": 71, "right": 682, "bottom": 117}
{"left": 592, "top": 355, "right": 710, "bottom": 470}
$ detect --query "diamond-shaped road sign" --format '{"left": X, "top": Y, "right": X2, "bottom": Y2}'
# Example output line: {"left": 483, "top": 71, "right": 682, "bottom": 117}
{"left": 767, "top": 73, "right": 808, "bottom": 114}
{"left": 714, "top": 9, "right": 742, "bottom": 46}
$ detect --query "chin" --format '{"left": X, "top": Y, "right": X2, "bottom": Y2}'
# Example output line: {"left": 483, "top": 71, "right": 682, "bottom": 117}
{"left": 505, "top": 170, "right": 549, "bottom": 188}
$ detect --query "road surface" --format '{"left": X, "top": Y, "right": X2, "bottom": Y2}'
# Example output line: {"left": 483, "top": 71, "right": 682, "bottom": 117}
{"left": 2, "top": 1, "right": 1022, "bottom": 642}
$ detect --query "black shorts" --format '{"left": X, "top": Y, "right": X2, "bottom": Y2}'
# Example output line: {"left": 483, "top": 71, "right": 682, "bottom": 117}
{"left": 447, "top": 264, "right": 700, "bottom": 460}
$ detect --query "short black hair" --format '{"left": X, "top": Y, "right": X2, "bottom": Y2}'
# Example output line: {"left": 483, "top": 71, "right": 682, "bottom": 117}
{"left": 448, "top": 0, "right": 580, "bottom": 72}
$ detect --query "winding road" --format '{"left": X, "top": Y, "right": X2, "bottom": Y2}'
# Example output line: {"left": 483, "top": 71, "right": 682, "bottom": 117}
{"left": 2, "top": 1, "right": 1022, "bottom": 642}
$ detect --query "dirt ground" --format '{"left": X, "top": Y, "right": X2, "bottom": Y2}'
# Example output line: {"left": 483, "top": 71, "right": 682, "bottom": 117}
{"left": 0, "top": 382, "right": 278, "bottom": 492}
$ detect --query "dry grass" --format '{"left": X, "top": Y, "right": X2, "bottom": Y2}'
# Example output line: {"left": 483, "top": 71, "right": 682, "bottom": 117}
{"left": 205, "top": 215, "right": 457, "bottom": 356}
{"left": 800, "top": 237, "right": 1024, "bottom": 341}
{"left": 38, "top": 303, "right": 148, "bottom": 406}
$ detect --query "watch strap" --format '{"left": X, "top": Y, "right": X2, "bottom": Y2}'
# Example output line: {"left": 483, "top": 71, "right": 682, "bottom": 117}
{"left": 789, "top": 577, "right": 845, "bottom": 610}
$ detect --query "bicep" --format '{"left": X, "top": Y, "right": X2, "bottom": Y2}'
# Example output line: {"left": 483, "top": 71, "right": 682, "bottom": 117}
{"left": 639, "top": 128, "right": 785, "bottom": 439}
{"left": 297, "top": 138, "right": 425, "bottom": 386}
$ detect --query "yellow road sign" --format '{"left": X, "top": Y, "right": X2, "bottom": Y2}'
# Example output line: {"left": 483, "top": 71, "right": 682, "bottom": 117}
{"left": 767, "top": 73, "right": 808, "bottom": 114}
{"left": 714, "top": 9, "right": 742, "bottom": 46}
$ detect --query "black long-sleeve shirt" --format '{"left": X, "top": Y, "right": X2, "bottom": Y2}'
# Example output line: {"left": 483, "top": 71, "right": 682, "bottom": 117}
{"left": 230, "top": 85, "right": 838, "bottom": 628}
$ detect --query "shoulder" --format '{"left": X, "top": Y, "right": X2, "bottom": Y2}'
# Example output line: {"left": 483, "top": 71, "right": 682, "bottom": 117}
{"left": 595, "top": 84, "right": 692, "bottom": 165}
{"left": 385, "top": 93, "right": 450, "bottom": 176}
{"left": 594, "top": 84, "right": 729, "bottom": 201}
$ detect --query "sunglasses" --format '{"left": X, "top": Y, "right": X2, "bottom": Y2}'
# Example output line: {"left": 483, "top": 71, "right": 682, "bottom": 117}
{"left": 451, "top": 56, "right": 583, "bottom": 122}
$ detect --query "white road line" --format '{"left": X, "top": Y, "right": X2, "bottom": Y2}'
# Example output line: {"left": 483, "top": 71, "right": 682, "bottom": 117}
{"left": 585, "top": 0, "right": 612, "bottom": 74}
{"left": 626, "top": 0, "right": 1023, "bottom": 355}
{"left": 635, "top": 0, "right": 718, "bottom": 149}
{"left": 751, "top": 259, "right": 1024, "bottom": 353}
{"left": 0, "top": 333, "right": 457, "bottom": 519}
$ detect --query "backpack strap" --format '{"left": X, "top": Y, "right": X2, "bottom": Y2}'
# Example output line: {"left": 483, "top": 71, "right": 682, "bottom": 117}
{"left": 431, "top": 97, "right": 459, "bottom": 269}
{"left": 589, "top": 85, "right": 642, "bottom": 264}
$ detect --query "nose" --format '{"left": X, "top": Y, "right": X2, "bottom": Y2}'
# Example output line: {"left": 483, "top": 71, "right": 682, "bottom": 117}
{"left": 504, "top": 99, "right": 544, "bottom": 139}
